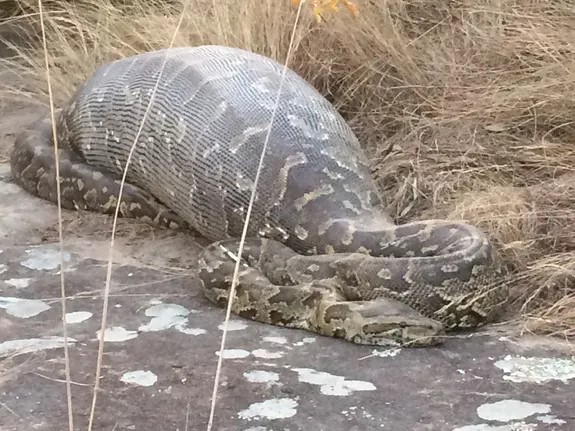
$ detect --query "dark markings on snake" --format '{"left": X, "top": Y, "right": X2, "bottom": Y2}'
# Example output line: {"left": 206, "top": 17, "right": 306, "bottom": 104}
{"left": 10, "top": 45, "right": 509, "bottom": 347}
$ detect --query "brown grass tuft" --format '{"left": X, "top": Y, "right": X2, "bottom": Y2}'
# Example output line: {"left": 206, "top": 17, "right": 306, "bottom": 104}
{"left": 1, "top": 0, "right": 575, "bottom": 338}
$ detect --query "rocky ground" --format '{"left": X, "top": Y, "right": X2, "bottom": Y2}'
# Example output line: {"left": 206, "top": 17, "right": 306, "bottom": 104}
{"left": 2, "top": 1, "right": 575, "bottom": 427}
{"left": 0, "top": 101, "right": 574, "bottom": 431}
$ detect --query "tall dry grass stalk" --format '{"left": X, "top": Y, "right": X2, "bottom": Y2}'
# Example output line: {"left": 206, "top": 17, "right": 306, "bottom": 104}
{"left": 1, "top": 0, "right": 575, "bottom": 337}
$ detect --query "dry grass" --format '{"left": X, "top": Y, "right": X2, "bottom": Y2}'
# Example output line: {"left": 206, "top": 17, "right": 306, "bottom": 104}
{"left": 1, "top": 0, "right": 575, "bottom": 338}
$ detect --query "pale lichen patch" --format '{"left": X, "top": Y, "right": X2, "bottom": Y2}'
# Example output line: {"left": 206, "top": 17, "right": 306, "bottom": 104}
{"left": 0, "top": 296, "right": 50, "bottom": 318}
{"left": 292, "top": 367, "right": 376, "bottom": 396}
{"left": 4, "top": 278, "right": 33, "bottom": 288}
{"left": 65, "top": 311, "right": 93, "bottom": 324}
{"left": 20, "top": 247, "right": 71, "bottom": 270}
{"left": 0, "top": 336, "right": 76, "bottom": 358}
{"left": 216, "top": 349, "right": 251, "bottom": 359}
{"left": 477, "top": 399, "right": 550, "bottom": 422}
{"left": 238, "top": 398, "right": 298, "bottom": 421}
{"left": 494, "top": 355, "right": 575, "bottom": 384}
{"left": 120, "top": 370, "right": 158, "bottom": 387}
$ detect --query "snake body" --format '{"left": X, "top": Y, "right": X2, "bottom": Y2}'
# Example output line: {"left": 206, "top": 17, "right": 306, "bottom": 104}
{"left": 10, "top": 45, "right": 508, "bottom": 347}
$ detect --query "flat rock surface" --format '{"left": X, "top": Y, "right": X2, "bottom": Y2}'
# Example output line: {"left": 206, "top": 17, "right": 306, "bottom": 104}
{"left": 1, "top": 107, "right": 575, "bottom": 431}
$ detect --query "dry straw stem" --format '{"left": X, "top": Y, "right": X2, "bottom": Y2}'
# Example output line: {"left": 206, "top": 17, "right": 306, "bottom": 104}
{"left": 2, "top": 0, "right": 575, "bottom": 338}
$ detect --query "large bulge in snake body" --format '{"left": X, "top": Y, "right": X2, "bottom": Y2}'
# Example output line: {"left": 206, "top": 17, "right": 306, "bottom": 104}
{"left": 55, "top": 45, "right": 390, "bottom": 253}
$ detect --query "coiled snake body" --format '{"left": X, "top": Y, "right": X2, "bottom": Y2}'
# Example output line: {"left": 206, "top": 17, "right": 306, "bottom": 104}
{"left": 10, "top": 45, "right": 508, "bottom": 347}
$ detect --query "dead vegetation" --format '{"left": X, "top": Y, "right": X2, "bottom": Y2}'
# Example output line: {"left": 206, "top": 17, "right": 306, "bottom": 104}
{"left": 1, "top": 0, "right": 574, "bottom": 338}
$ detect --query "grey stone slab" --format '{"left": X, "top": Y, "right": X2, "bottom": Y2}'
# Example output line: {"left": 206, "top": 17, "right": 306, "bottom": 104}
{"left": 0, "top": 100, "right": 574, "bottom": 430}
{"left": 0, "top": 168, "right": 574, "bottom": 431}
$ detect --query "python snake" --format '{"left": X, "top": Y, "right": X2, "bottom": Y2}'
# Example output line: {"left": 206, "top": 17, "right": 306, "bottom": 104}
{"left": 9, "top": 45, "right": 508, "bottom": 347}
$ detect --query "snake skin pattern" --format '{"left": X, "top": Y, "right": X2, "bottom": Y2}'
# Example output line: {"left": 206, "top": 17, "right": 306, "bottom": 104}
{"left": 10, "top": 45, "right": 508, "bottom": 347}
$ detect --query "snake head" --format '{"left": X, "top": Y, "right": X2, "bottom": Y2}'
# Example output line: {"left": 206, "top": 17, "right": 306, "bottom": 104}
{"left": 316, "top": 296, "right": 446, "bottom": 348}
{"left": 356, "top": 317, "right": 445, "bottom": 347}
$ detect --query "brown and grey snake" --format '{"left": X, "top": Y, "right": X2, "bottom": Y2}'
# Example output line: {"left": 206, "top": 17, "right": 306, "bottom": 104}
{"left": 9, "top": 45, "right": 508, "bottom": 347}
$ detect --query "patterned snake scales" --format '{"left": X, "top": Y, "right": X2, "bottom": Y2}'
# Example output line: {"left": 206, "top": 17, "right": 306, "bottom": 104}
{"left": 10, "top": 45, "right": 508, "bottom": 347}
